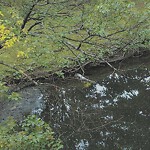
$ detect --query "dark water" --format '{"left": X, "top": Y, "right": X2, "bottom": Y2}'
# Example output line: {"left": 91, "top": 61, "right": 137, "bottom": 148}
{"left": 41, "top": 55, "right": 150, "bottom": 150}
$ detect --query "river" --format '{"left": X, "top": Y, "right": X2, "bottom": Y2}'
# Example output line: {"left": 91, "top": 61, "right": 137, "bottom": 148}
{"left": 0, "top": 52, "right": 150, "bottom": 150}
{"left": 40, "top": 52, "right": 150, "bottom": 150}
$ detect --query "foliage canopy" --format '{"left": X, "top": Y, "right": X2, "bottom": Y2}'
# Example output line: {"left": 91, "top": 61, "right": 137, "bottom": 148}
{"left": 0, "top": 0, "right": 149, "bottom": 78}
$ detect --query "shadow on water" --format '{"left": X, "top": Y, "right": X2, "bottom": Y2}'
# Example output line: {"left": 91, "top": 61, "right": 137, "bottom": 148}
{"left": 41, "top": 56, "right": 150, "bottom": 150}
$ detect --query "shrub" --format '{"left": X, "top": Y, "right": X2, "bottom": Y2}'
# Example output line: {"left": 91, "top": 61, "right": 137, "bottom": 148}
{"left": 0, "top": 115, "right": 63, "bottom": 150}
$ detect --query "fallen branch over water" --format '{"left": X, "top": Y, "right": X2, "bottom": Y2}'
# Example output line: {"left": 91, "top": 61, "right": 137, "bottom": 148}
{"left": 74, "top": 73, "right": 96, "bottom": 83}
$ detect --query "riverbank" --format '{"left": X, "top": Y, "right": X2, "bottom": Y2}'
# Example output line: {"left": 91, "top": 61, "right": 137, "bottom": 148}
{"left": 3, "top": 48, "right": 150, "bottom": 92}
{"left": 0, "top": 49, "right": 150, "bottom": 123}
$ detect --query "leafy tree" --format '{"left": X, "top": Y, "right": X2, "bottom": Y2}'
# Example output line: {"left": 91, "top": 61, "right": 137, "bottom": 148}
{"left": 0, "top": 0, "right": 149, "bottom": 77}
{"left": 0, "top": 0, "right": 149, "bottom": 99}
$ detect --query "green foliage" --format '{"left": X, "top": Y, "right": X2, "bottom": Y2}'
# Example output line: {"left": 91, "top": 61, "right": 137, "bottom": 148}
{"left": 0, "top": 0, "right": 149, "bottom": 83}
{"left": 8, "top": 92, "right": 21, "bottom": 101}
{"left": 84, "top": 0, "right": 149, "bottom": 51}
{"left": 0, "top": 82, "right": 20, "bottom": 101}
{"left": 0, "top": 4, "right": 21, "bottom": 48}
{"left": 0, "top": 115, "right": 63, "bottom": 150}
{"left": 55, "top": 71, "right": 65, "bottom": 79}
{"left": 83, "top": 82, "right": 92, "bottom": 88}
{"left": 2, "top": 0, "right": 150, "bottom": 70}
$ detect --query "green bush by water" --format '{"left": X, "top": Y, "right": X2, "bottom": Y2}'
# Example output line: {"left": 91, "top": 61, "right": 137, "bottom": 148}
{"left": 0, "top": 115, "right": 63, "bottom": 150}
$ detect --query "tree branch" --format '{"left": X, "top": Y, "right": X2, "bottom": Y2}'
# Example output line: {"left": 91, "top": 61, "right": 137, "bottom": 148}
{"left": 21, "top": 3, "right": 37, "bottom": 30}
{"left": 0, "top": 61, "right": 38, "bottom": 85}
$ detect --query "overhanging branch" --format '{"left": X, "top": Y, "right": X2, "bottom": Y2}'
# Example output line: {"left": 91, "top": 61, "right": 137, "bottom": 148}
{"left": 0, "top": 61, "right": 38, "bottom": 85}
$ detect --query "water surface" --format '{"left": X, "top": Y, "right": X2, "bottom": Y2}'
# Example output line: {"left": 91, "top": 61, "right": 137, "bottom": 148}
{"left": 41, "top": 54, "right": 150, "bottom": 150}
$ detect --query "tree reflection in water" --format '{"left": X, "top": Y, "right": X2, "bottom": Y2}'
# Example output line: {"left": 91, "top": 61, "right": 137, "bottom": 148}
{"left": 42, "top": 68, "right": 150, "bottom": 150}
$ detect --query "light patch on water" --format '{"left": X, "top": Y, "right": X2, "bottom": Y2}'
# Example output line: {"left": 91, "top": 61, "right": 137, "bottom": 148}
{"left": 85, "top": 93, "right": 97, "bottom": 99}
{"left": 134, "top": 75, "right": 141, "bottom": 80}
{"left": 114, "top": 73, "right": 119, "bottom": 79}
{"left": 32, "top": 93, "right": 44, "bottom": 115}
{"left": 111, "top": 122, "right": 129, "bottom": 131}
{"left": 75, "top": 139, "right": 89, "bottom": 150}
{"left": 85, "top": 84, "right": 107, "bottom": 99}
{"left": 139, "top": 111, "right": 143, "bottom": 114}
{"left": 97, "top": 141, "right": 105, "bottom": 147}
{"left": 62, "top": 89, "right": 66, "bottom": 95}
{"left": 89, "top": 89, "right": 139, "bottom": 109}
{"left": 32, "top": 108, "right": 43, "bottom": 115}
{"left": 102, "top": 115, "right": 113, "bottom": 121}
{"left": 120, "top": 90, "right": 139, "bottom": 100}
{"left": 141, "top": 76, "right": 150, "bottom": 83}
{"left": 100, "top": 131, "right": 111, "bottom": 136}
{"left": 58, "top": 88, "right": 71, "bottom": 112}
{"left": 109, "top": 73, "right": 120, "bottom": 79}
{"left": 146, "top": 87, "right": 150, "bottom": 90}
{"left": 120, "top": 125, "right": 129, "bottom": 131}
{"left": 50, "top": 107, "right": 54, "bottom": 110}
{"left": 94, "top": 84, "right": 107, "bottom": 95}
{"left": 91, "top": 103, "right": 104, "bottom": 109}
{"left": 91, "top": 98, "right": 119, "bottom": 109}
{"left": 63, "top": 98, "right": 71, "bottom": 112}
{"left": 38, "top": 94, "right": 43, "bottom": 100}
{"left": 54, "top": 123, "right": 61, "bottom": 128}
{"left": 139, "top": 111, "right": 147, "bottom": 117}
{"left": 105, "top": 100, "right": 109, "bottom": 104}
{"left": 113, "top": 98, "right": 118, "bottom": 103}
{"left": 59, "top": 88, "right": 66, "bottom": 98}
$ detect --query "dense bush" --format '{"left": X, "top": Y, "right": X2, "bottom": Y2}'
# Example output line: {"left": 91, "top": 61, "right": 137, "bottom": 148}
{"left": 0, "top": 115, "right": 63, "bottom": 150}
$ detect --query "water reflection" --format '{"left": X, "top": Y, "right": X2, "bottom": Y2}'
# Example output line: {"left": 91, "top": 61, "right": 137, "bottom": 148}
{"left": 41, "top": 68, "right": 150, "bottom": 150}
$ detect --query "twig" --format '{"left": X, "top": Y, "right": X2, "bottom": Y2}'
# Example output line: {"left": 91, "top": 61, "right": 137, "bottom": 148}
{"left": 102, "top": 59, "right": 117, "bottom": 72}
{"left": 62, "top": 41, "right": 85, "bottom": 74}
